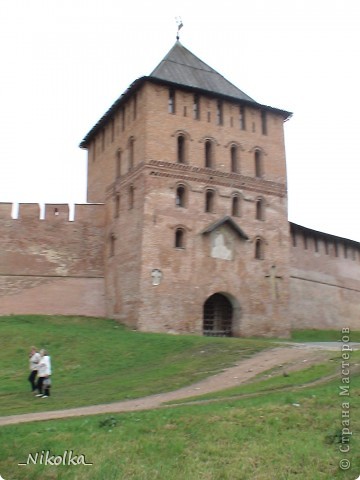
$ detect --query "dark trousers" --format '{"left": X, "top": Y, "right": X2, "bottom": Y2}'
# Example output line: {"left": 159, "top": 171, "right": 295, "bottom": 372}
{"left": 37, "top": 376, "right": 45, "bottom": 395}
{"left": 37, "top": 377, "right": 51, "bottom": 396}
{"left": 28, "top": 370, "right": 38, "bottom": 391}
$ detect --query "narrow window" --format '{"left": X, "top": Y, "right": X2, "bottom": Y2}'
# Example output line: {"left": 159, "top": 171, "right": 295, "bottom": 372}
{"left": 230, "top": 145, "right": 238, "bottom": 173}
{"left": 110, "top": 234, "right": 116, "bottom": 257}
{"left": 291, "top": 231, "right": 297, "bottom": 247}
{"left": 176, "top": 186, "right": 186, "bottom": 207}
{"left": 129, "top": 185, "right": 134, "bottom": 210}
{"left": 256, "top": 198, "right": 265, "bottom": 221}
{"left": 205, "top": 190, "right": 215, "bottom": 213}
{"left": 177, "top": 135, "right": 185, "bottom": 164}
{"left": 261, "top": 110, "right": 267, "bottom": 135}
{"left": 193, "top": 94, "right": 200, "bottom": 120}
{"left": 175, "top": 228, "right": 185, "bottom": 248}
{"left": 231, "top": 196, "right": 240, "bottom": 217}
{"left": 239, "top": 105, "right": 246, "bottom": 130}
{"left": 334, "top": 241, "right": 339, "bottom": 257}
{"left": 216, "top": 100, "right": 223, "bottom": 126}
{"left": 116, "top": 150, "right": 122, "bottom": 178}
{"left": 115, "top": 194, "right": 120, "bottom": 218}
{"left": 344, "top": 244, "right": 348, "bottom": 259}
{"left": 128, "top": 137, "right": 134, "bottom": 171}
{"left": 255, "top": 239, "right": 264, "bottom": 260}
{"left": 168, "top": 89, "right": 175, "bottom": 114}
{"left": 207, "top": 111, "right": 211, "bottom": 123}
{"left": 205, "top": 140, "right": 213, "bottom": 168}
{"left": 255, "top": 150, "right": 263, "bottom": 177}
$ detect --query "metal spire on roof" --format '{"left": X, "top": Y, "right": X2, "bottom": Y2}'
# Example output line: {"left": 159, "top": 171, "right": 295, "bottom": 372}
{"left": 175, "top": 17, "right": 183, "bottom": 41}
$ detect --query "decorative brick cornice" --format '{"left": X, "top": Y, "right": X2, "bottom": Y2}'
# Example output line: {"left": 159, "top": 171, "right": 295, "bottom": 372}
{"left": 145, "top": 160, "right": 287, "bottom": 197}
{"left": 106, "top": 159, "right": 287, "bottom": 199}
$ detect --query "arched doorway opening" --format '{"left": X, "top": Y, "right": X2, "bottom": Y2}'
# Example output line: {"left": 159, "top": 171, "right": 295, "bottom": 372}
{"left": 203, "top": 293, "right": 233, "bottom": 337}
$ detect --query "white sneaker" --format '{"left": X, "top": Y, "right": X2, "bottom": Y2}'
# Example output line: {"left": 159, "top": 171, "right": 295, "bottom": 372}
{"left": 35, "top": 394, "right": 43, "bottom": 397}
{"left": 42, "top": 395, "right": 48, "bottom": 398}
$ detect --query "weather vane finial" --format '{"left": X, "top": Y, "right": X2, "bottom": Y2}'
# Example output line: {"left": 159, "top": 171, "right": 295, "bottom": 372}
{"left": 175, "top": 17, "right": 183, "bottom": 41}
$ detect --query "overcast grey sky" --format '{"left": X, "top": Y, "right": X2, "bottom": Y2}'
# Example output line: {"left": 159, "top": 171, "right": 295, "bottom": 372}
{"left": 0, "top": 0, "right": 359, "bottom": 241}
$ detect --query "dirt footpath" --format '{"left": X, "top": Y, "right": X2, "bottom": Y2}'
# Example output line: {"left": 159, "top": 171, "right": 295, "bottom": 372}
{"left": 0, "top": 344, "right": 338, "bottom": 426}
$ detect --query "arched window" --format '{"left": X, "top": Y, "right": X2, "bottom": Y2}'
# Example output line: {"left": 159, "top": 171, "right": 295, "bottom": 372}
{"left": 231, "top": 195, "right": 241, "bottom": 217}
{"left": 128, "top": 137, "right": 135, "bottom": 171}
{"left": 205, "top": 190, "right": 215, "bottom": 213}
{"left": 230, "top": 145, "right": 239, "bottom": 173}
{"left": 175, "top": 228, "right": 185, "bottom": 248}
{"left": 205, "top": 140, "right": 214, "bottom": 168}
{"left": 256, "top": 198, "right": 265, "bottom": 220}
{"left": 255, "top": 238, "right": 264, "bottom": 260}
{"left": 255, "top": 149, "right": 263, "bottom": 177}
{"left": 176, "top": 185, "right": 187, "bottom": 208}
{"left": 177, "top": 135, "right": 186, "bottom": 163}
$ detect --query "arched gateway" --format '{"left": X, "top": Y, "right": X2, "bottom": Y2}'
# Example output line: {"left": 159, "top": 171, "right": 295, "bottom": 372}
{"left": 203, "top": 293, "right": 233, "bottom": 337}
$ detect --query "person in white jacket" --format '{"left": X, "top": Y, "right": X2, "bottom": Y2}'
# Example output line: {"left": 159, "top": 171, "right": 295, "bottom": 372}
{"left": 28, "top": 346, "right": 40, "bottom": 393}
{"left": 36, "top": 349, "right": 52, "bottom": 398}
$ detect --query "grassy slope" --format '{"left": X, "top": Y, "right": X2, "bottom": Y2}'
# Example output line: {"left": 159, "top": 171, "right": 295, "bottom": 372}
{"left": 1, "top": 315, "right": 359, "bottom": 479}
{"left": 0, "top": 376, "right": 358, "bottom": 479}
{"left": 0, "top": 315, "right": 272, "bottom": 416}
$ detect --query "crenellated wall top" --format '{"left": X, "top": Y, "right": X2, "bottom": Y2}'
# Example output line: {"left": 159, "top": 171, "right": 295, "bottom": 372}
{"left": 0, "top": 202, "right": 105, "bottom": 225}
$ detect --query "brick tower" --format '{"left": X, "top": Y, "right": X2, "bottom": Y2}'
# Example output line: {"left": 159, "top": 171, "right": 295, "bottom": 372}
{"left": 80, "top": 40, "right": 292, "bottom": 337}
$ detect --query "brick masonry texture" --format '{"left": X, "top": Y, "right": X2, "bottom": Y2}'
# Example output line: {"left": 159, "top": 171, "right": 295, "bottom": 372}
{"left": 0, "top": 204, "right": 106, "bottom": 317}
{"left": 0, "top": 58, "right": 359, "bottom": 334}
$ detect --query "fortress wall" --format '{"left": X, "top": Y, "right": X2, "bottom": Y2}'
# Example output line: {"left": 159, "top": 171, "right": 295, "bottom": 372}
{"left": 0, "top": 203, "right": 106, "bottom": 317}
{"left": 290, "top": 224, "right": 360, "bottom": 330}
{"left": 0, "top": 203, "right": 13, "bottom": 218}
{"left": 0, "top": 277, "right": 105, "bottom": 317}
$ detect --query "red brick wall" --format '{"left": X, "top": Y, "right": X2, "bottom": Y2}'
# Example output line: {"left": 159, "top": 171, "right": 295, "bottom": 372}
{"left": 0, "top": 203, "right": 106, "bottom": 317}
{"left": 290, "top": 227, "right": 360, "bottom": 330}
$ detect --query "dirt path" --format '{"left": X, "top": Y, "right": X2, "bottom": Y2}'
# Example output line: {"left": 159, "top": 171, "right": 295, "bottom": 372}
{"left": 0, "top": 344, "right": 337, "bottom": 426}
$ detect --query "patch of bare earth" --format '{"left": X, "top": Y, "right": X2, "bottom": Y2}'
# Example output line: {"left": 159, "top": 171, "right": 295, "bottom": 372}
{"left": 0, "top": 345, "right": 336, "bottom": 426}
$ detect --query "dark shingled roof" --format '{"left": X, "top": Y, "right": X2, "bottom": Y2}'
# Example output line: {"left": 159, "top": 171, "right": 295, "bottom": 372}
{"left": 201, "top": 216, "right": 249, "bottom": 240}
{"left": 150, "top": 41, "right": 256, "bottom": 103}
{"left": 80, "top": 41, "right": 292, "bottom": 148}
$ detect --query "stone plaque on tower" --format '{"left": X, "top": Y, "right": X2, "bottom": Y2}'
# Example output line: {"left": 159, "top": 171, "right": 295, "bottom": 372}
{"left": 211, "top": 228, "right": 233, "bottom": 261}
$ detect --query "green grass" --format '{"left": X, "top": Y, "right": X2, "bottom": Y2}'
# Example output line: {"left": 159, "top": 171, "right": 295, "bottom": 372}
{"left": 291, "top": 329, "right": 360, "bottom": 342}
{"left": 1, "top": 315, "right": 359, "bottom": 479}
{"left": 167, "top": 350, "right": 360, "bottom": 404}
{"left": 0, "top": 315, "right": 273, "bottom": 416}
{"left": 0, "top": 375, "right": 359, "bottom": 479}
